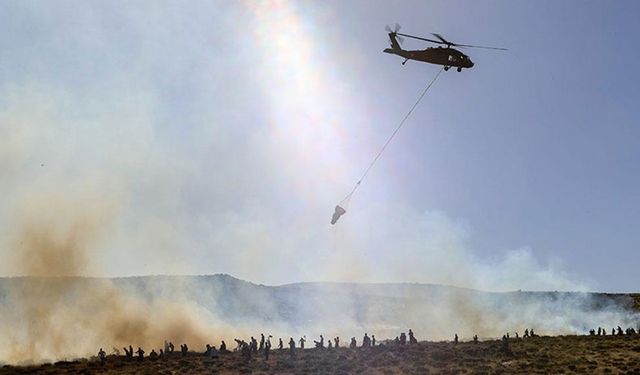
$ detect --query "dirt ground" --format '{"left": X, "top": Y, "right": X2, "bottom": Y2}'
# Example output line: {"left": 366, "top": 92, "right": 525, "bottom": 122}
{"left": 3, "top": 334, "right": 640, "bottom": 374}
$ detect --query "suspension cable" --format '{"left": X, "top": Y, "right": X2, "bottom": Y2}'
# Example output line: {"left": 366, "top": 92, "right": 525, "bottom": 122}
{"left": 339, "top": 67, "right": 444, "bottom": 205}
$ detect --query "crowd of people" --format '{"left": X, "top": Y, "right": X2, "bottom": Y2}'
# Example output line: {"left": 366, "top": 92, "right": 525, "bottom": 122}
{"left": 96, "top": 330, "right": 421, "bottom": 364}
{"left": 588, "top": 325, "right": 637, "bottom": 336}
{"left": 95, "top": 325, "right": 640, "bottom": 365}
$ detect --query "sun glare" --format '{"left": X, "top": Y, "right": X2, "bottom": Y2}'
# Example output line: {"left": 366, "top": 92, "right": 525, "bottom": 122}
{"left": 246, "top": 1, "right": 353, "bottom": 203}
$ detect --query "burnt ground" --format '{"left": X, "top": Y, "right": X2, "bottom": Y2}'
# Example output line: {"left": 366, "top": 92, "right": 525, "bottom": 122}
{"left": 4, "top": 334, "right": 640, "bottom": 374}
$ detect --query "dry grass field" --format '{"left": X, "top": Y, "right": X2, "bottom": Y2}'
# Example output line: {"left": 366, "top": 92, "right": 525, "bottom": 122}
{"left": 3, "top": 334, "right": 640, "bottom": 374}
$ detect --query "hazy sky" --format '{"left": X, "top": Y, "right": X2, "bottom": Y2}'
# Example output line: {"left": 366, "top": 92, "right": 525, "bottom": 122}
{"left": 1, "top": 1, "right": 638, "bottom": 292}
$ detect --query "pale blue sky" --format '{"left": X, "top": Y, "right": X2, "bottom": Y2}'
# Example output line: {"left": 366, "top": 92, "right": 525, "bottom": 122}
{"left": 0, "top": 1, "right": 638, "bottom": 292}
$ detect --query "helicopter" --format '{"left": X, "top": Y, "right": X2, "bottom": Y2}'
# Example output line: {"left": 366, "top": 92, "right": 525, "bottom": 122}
{"left": 383, "top": 24, "right": 507, "bottom": 71}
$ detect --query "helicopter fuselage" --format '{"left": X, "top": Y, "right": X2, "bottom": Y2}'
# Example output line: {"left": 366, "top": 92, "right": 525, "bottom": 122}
{"left": 384, "top": 46, "right": 474, "bottom": 70}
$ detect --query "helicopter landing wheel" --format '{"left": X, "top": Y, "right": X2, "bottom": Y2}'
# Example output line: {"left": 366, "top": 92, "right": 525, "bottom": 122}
{"left": 444, "top": 66, "right": 450, "bottom": 71}
{"left": 457, "top": 67, "right": 462, "bottom": 72}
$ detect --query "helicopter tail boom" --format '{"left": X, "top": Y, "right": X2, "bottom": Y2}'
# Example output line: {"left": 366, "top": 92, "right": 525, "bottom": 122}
{"left": 387, "top": 32, "right": 402, "bottom": 51}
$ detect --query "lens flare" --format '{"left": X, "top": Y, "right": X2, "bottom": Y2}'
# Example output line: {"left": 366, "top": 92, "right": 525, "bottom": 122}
{"left": 246, "top": 1, "right": 355, "bottom": 207}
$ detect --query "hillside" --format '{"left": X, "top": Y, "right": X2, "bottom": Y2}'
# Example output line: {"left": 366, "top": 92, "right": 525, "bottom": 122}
{"left": 4, "top": 335, "right": 640, "bottom": 374}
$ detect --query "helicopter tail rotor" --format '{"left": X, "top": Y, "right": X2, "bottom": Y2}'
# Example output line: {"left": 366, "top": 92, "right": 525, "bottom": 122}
{"left": 385, "top": 23, "right": 401, "bottom": 34}
{"left": 385, "top": 23, "right": 404, "bottom": 46}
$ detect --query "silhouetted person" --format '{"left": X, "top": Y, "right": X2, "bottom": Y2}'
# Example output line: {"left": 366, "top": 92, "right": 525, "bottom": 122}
{"left": 205, "top": 344, "right": 212, "bottom": 356}
{"left": 168, "top": 342, "right": 175, "bottom": 354}
{"left": 334, "top": 337, "right": 340, "bottom": 348}
{"left": 289, "top": 337, "right": 296, "bottom": 357}
{"left": 501, "top": 335, "right": 511, "bottom": 354}
{"left": 597, "top": 327, "right": 602, "bottom": 335}
{"left": 454, "top": 334, "right": 459, "bottom": 344}
{"left": 617, "top": 326, "right": 623, "bottom": 336}
{"left": 159, "top": 349, "right": 164, "bottom": 359}
{"left": 149, "top": 349, "right": 158, "bottom": 361}
{"left": 265, "top": 337, "right": 271, "bottom": 361}
{"left": 612, "top": 328, "right": 615, "bottom": 335}
{"left": 259, "top": 333, "right": 265, "bottom": 351}
{"left": 123, "top": 345, "right": 133, "bottom": 359}
{"left": 313, "top": 335, "right": 324, "bottom": 348}
{"left": 181, "top": 343, "right": 188, "bottom": 356}
{"left": 473, "top": 334, "right": 478, "bottom": 343}
{"left": 136, "top": 347, "right": 145, "bottom": 361}
{"left": 530, "top": 328, "right": 535, "bottom": 337}
{"left": 98, "top": 348, "right": 106, "bottom": 365}
{"left": 328, "top": 340, "right": 333, "bottom": 349}
{"left": 278, "top": 338, "right": 283, "bottom": 350}
{"left": 242, "top": 342, "right": 251, "bottom": 360}
{"left": 362, "top": 333, "right": 370, "bottom": 348}
{"left": 251, "top": 337, "right": 258, "bottom": 352}
{"left": 408, "top": 329, "right": 417, "bottom": 344}
{"left": 372, "top": 335, "right": 376, "bottom": 347}
{"left": 210, "top": 345, "right": 219, "bottom": 358}
{"left": 220, "top": 340, "right": 228, "bottom": 353}
{"left": 400, "top": 332, "right": 407, "bottom": 345}
{"left": 238, "top": 340, "right": 247, "bottom": 350}
{"left": 331, "top": 205, "right": 347, "bottom": 225}
{"left": 523, "top": 329, "right": 529, "bottom": 338}
{"left": 589, "top": 329, "right": 595, "bottom": 336}
{"left": 350, "top": 337, "right": 357, "bottom": 348}
{"left": 234, "top": 339, "right": 242, "bottom": 351}
{"left": 299, "top": 336, "right": 306, "bottom": 349}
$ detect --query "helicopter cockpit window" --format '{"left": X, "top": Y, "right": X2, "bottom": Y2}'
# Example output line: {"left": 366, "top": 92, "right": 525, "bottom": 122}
{"left": 448, "top": 55, "right": 454, "bottom": 62}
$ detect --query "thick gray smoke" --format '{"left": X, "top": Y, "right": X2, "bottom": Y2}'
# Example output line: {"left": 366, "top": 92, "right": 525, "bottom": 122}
{"left": 0, "top": 181, "right": 637, "bottom": 364}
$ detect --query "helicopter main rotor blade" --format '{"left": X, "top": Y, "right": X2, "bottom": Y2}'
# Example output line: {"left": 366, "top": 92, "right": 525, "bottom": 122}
{"left": 454, "top": 43, "right": 508, "bottom": 51}
{"left": 396, "top": 32, "right": 443, "bottom": 45}
{"left": 395, "top": 30, "right": 508, "bottom": 50}
{"left": 432, "top": 32, "right": 507, "bottom": 50}
{"left": 431, "top": 33, "right": 452, "bottom": 45}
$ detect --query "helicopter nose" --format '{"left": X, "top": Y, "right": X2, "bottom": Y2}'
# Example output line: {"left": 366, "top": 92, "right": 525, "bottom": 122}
{"left": 469, "top": 60, "right": 474, "bottom": 68}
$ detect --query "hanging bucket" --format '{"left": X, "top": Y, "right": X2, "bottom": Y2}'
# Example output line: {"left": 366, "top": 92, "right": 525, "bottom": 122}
{"left": 330, "top": 205, "right": 347, "bottom": 225}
